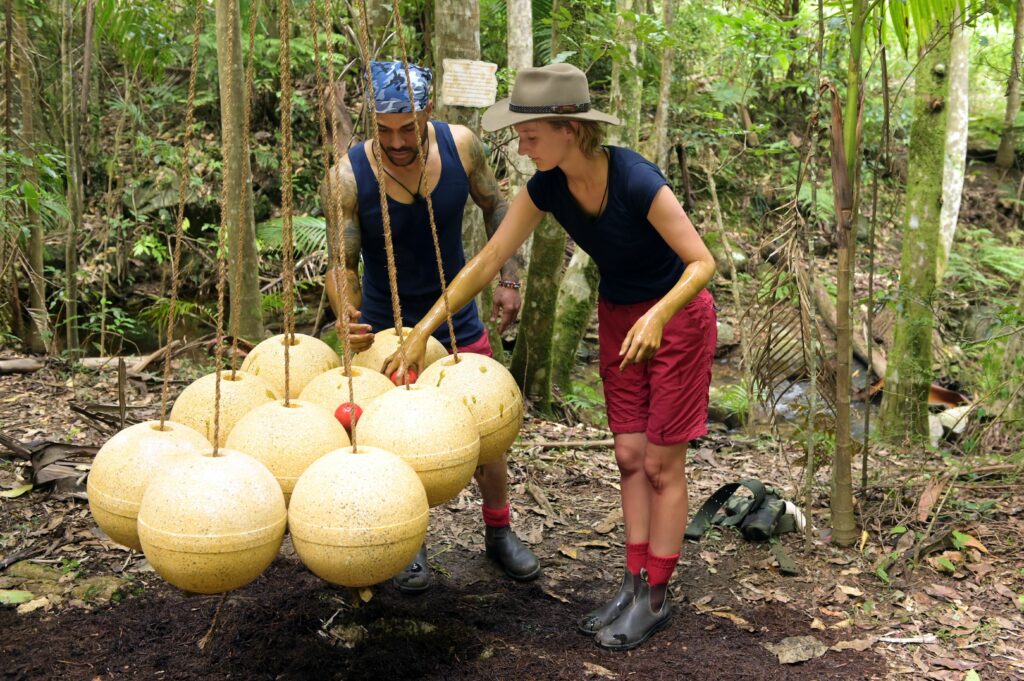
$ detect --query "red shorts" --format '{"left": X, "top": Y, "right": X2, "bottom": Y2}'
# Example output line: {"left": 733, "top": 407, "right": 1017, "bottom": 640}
{"left": 598, "top": 289, "right": 717, "bottom": 445}
{"left": 448, "top": 331, "right": 494, "bottom": 358}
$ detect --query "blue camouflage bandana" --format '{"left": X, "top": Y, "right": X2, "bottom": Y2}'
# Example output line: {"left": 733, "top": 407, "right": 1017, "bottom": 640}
{"left": 369, "top": 61, "right": 432, "bottom": 113}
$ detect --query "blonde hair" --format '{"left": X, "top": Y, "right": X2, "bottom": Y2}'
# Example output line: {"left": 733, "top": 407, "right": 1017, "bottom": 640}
{"left": 545, "top": 119, "right": 605, "bottom": 156}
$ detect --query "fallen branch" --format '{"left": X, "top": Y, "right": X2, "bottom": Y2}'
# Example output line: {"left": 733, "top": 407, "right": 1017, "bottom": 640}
{"left": 0, "top": 358, "right": 46, "bottom": 375}
{"left": 79, "top": 339, "right": 184, "bottom": 375}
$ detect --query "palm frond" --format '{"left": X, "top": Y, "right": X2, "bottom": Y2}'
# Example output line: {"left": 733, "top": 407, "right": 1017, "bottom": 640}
{"left": 256, "top": 215, "right": 328, "bottom": 258}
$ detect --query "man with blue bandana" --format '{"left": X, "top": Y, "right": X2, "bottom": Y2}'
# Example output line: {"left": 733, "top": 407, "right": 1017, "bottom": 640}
{"left": 323, "top": 61, "right": 539, "bottom": 593}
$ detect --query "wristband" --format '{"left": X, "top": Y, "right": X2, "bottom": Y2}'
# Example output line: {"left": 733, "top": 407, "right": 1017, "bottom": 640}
{"left": 498, "top": 279, "right": 521, "bottom": 290}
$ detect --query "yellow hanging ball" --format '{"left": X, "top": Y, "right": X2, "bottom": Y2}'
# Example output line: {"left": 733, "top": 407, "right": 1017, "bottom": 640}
{"left": 289, "top": 446, "right": 429, "bottom": 587}
{"left": 225, "top": 399, "right": 350, "bottom": 505}
{"left": 420, "top": 353, "right": 524, "bottom": 466}
{"left": 169, "top": 370, "right": 278, "bottom": 446}
{"left": 352, "top": 327, "right": 448, "bottom": 374}
{"left": 358, "top": 385, "right": 479, "bottom": 507}
{"left": 137, "top": 448, "right": 287, "bottom": 594}
{"left": 241, "top": 333, "right": 341, "bottom": 398}
{"left": 87, "top": 420, "right": 209, "bottom": 551}
{"left": 297, "top": 365, "right": 395, "bottom": 413}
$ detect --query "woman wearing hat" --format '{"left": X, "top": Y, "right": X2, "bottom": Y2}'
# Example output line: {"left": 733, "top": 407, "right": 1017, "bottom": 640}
{"left": 384, "top": 63, "right": 717, "bottom": 650}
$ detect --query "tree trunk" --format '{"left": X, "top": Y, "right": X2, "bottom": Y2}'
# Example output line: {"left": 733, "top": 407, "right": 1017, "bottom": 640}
{"left": 937, "top": 5, "right": 969, "bottom": 283}
{"left": 17, "top": 6, "right": 48, "bottom": 353}
{"left": 509, "top": 216, "right": 564, "bottom": 411}
{"left": 216, "top": 0, "right": 264, "bottom": 341}
{"left": 608, "top": 0, "right": 640, "bottom": 148}
{"left": 649, "top": 0, "right": 676, "bottom": 170}
{"left": 551, "top": 247, "right": 599, "bottom": 392}
{"left": 996, "top": 0, "right": 1024, "bottom": 169}
{"left": 61, "top": 0, "right": 81, "bottom": 354}
{"left": 830, "top": 0, "right": 867, "bottom": 548}
{"left": 881, "top": 30, "right": 950, "bottom": 442}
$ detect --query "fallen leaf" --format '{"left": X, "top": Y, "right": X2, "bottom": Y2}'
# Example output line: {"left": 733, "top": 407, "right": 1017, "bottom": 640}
{"left": 358, "top": 588, "right": 373, "bottom": 603}
{"left": 964, "top": 671, "right": 980, "bottom": 681}
{"left": 763, "top": 636, "right": 827, "bottom": 664}
{"left": 582, "top": 662, "right": 616, "bottom": 679}
{"left": 918, "top": 477, "right": 947, "bottom": 523}
{"left": 692, "top": 595, "right": 713, "bottom": 607}
{"left": 930, "top": 658, "right": 975, "bottom": 671}
{"left": 838, "top": 584, "right": 864, "bottom": 597}
{"left": 16, "top": 596, "right": 49, "bottom": 614}
{"left": 924, "top": 584, "right": 960, "bottom": 602}
{"left": 0, "top": 589, "right": 34, "bottom": 605}
{"left": 709, "top": 610, "right": 753, "bottom": 630}
{"left": 578, "top": 540, "right": 612, "bottom": 550}
{"left": 951, "top": 531, "right": 988, "bottom": 555}
{"left": 0, "top": 483, "right": 33, "bottom": 498}
{"left": 810, "top": 618, "right": 826, "bottom": 630}
{"left": 545, "top": 585, "right": 575, "bottom": 606}
{"left": 559, "top": 545, "right": 578, "bottom": 560}
{"left": 593, "top": 508, "right": 622, "bottom": 534}
{"left": 831, "top": 637, "right": 877, "bottom": 652}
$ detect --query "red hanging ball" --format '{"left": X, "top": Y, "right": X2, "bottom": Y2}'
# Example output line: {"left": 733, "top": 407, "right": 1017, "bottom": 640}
{"left": 334, "top": 402, "right": 362, "bottom": 431}
{"left": 390, "top": 369, "right": 418, "bottom": 386}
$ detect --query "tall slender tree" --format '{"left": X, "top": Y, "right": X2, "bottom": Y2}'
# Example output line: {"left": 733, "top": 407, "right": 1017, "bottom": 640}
{"left": 881, "top": 22, "right": 952, "bottom": 441}
{"left": 18, "top": 3, "right": 49, "bottom": 353}
{"left": 996, "top": 0, "right": 1024, "bottom": 169}
{"left": 937, "top": 5, "right": 969, "bottom": 283}
{"left": 61, "top": 0, "right": 82, "bottom": 353}
{"left": 216, "top": 0, "right": 264, "bottom": 340}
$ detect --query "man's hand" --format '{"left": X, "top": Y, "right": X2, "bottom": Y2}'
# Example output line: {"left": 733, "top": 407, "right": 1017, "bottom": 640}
{"left": 381, "top": 333, "right": 428, "bottom": 384}
{"left": 336, "top": 304, "right": 374, "bottom": 354}
{"left": 491, "top": 286, "right": 522, "bottom": 334}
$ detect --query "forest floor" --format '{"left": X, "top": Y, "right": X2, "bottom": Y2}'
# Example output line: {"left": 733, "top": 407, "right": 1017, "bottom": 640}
{"left": 1, "top": 352, "right": 1022, "bottom": 681}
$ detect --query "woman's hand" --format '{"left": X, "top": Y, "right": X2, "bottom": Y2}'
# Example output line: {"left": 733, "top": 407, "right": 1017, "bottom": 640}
{"left": 618, "top": 309, "right": 669, "bottom": 370}
{"left": 381, "top": 332, "right": 428, "bottom": 383}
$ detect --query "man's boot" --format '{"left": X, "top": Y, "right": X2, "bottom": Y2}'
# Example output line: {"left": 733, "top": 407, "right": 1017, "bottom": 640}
{"left": 392, "top": 544, "right": 431, "bottom": 594}
{"left": 484, "top": 526, "right": 541, "bottom": 580}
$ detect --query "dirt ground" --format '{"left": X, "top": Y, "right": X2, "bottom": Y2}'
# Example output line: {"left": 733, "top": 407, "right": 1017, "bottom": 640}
{"left": 1, "top": 359, "right": 1022, "bottom": 681}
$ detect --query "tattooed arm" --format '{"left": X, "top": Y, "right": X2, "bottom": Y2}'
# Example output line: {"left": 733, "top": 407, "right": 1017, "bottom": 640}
{"left": 321, "top": 155, "right": 374, "bottom": 352}
{"left": 460, "top": 127, "right": 525, "bottom": 333}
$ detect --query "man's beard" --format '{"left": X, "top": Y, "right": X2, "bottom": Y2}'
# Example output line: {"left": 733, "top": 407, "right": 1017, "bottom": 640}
{"left": 383, "top": 146, "right": 419, "bottom": 167}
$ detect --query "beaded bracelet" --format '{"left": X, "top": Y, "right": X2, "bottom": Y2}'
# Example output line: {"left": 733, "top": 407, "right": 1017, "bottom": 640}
{"left": 497, "top": 279, "right": 521, "bottom": 290}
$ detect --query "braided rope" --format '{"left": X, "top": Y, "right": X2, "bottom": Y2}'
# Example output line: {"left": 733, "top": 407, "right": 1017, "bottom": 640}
{"left": 355, "top": 0, "right": 410, "bottom": 386}
{"left": 390, "top": 1, "right": 458, "bottom": 360}
{"left": 311, "top": 0, "right": 359, "bottom": 447}
{"left": 279, "top": 0, "right": 296, "bottom": 405}
{"left": 158, "top": 0, "right": 203, "bottom": 429}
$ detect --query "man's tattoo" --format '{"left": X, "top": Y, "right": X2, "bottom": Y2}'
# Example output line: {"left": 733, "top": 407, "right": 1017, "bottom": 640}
{"left": 467, "top": 135, "right": 524, "bottom": 281}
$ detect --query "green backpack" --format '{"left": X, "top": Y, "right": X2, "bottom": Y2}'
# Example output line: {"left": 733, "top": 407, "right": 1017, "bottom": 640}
{"left": 684, "top": 479, "right": 800, "bottom": 575}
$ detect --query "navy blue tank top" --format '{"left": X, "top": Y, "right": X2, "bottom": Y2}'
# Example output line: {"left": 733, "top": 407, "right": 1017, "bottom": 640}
{"left": 349, "top": 122, "right": 484, "bottom": 348}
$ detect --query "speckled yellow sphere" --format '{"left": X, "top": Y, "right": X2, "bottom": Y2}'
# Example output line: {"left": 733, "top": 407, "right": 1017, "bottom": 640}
{"left": 297, "top": 366, "right": 395, "bottom": 413}
{"left": 241, "top": 333, "right": 341, "bottom": 398}
{"left": 137, "top": 449, "right": 287, "bottom": 594}
{"left": 352, "top": 327, "right": 448, "bottom": 374}
{"left": 420, "top": 353, "right": 523, "bottom": 466}
{"left": 169, "top": 370, "right": 278, "bottom": 446}
{"left": 289, "top": 446, "right": 428, "bottom": 587}
{"left": 225, "top": 399, "right": 349, "bottom": 504}
{"left": 358, "top": 385, "right": 479, "bottom": 507}
{"left": 87, "top": 421, "right": 209, "bottom": 551}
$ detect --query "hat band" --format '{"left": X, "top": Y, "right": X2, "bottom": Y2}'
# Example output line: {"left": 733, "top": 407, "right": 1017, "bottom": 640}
{"left": 508, "top": 102, "right": 591, "bottom": 114}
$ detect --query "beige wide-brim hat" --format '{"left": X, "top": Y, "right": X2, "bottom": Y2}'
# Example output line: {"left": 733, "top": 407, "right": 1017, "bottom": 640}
{"left": 482, "top": 63, "right": 620, "bottom": 132}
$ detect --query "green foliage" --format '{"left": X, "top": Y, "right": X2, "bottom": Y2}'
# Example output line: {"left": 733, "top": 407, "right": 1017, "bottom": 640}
{"left": 256, "top": 215, "right": 327, "bottom": 257}
{"left": 946, "top": 228, "right": 1024, "bottom": 293}
{"left": 140, "top": 297, "right": 216, "bottom": 333}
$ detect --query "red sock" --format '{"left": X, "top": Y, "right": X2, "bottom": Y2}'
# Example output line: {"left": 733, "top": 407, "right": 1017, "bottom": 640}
{"left": 646, "top": 553, "right": 679, "bottom": 586}
{"left": 626, "top": 542, "right": 649, "bottom": 576}
{"left": 482, "top": 503, "right": 510, "bottom": 528}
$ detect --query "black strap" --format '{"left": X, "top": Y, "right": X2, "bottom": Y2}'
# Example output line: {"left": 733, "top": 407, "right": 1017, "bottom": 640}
{"left": 684, "top": 479, "right": 767, "bottom": 542}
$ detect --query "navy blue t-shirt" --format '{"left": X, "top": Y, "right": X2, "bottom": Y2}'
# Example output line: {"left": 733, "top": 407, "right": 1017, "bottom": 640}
{"left": 526, "top": 146, "right": 685, "bottom": 305}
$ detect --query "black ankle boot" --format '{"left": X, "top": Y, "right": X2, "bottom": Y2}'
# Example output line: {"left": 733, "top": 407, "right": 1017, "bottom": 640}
{"left": 392, "top": 544, "right": 432, "bottom": 594}
{"left": 578, "top": 568, "right": 635, "bottom": 635}
{"left": 594, "top": 582, "right": 672, "bottom": 650}
{"left": 484, "top": 526, "right": 541, "bottom": 580}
